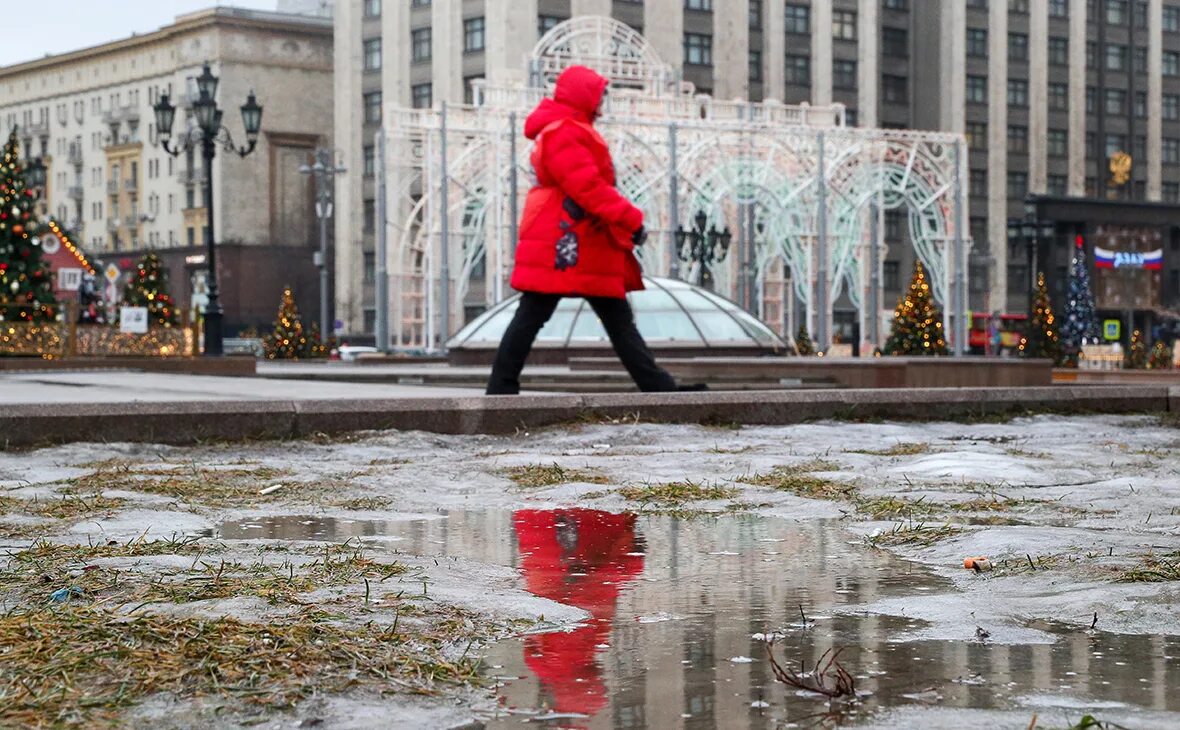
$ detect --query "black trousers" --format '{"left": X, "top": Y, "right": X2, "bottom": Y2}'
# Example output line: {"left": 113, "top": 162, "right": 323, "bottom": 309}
{"left": 486, "top": 292, "right": 678, "bottom": 395}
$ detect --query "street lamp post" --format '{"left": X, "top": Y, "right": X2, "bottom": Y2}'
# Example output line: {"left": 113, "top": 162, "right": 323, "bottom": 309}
{"left": 1006, "top": 198, "right": 1054, "bottom": 308}
{"left": 674, "top": 210, "right": 732, "bottom": 291}
{"left": 299, "top": 149, "right": 346, "bottom": 339}
{"left": 151, "top": 62, "right": 263, "bottom": 356}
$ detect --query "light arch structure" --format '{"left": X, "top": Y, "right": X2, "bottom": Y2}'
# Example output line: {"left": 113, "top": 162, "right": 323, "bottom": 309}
{"left": 379, "top": 16, "right": 969, "bottom": 353}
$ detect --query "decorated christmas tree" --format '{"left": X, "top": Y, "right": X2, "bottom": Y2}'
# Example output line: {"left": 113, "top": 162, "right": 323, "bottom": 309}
{"left": 1147, "top": 340, "right": 1173, "bottom": 370}
{"left": 263, "top": 287, "right": 310, "bottom": 359}
{"left": 1060, "top": 243, "right": 1099, "bottom": 365}
{"left": 306, "top": 321, "right": 328, "bottom": 358}
{"left": 794, "top": 324, "right": 815, "bottom": 356}
{"left": 0, "top": 128, "right": 56, "bottom": 323}
{"left": 1124, "top": 329, "right": 1148, "bottom": 369}
{"left": 883, "top": 261, "right": 947, "bottom": 356}
{"left": 121, "top": 252, "right": 178, "bottom": 328}
{"left": 1018, "top": 272, "right": 1063, "bottom": 364}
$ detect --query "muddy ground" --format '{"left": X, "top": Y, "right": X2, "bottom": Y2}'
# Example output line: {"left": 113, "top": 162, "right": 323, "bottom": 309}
{"left": 1, "top": 413, "right": 1178, "bottom": 729}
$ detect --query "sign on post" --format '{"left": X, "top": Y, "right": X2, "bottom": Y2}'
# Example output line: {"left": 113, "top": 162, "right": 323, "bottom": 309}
{"left": 120, "top": 306, "right": 149, "bottom": 334}
{"left": 1103, "top": 319, "right": 1121, "bottom": 342}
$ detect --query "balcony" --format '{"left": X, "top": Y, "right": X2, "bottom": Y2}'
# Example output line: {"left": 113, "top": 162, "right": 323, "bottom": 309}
{"left": 125, "top": 178, "right": 138, "bottom": 194}
{"left": 124, "top": 214, "right": 139, "bottom": 228}
{"left": 106, "top": 179, "right": 119, "bottom": 196}
{"left": 106, "top": 218, "right": 120, "bottom": 232}
{"left": 67, "top": 144, "right": 83, "bottom": 167}
{"left": 181, "top": 168, "right": 204, "bottom": 185}
{"left": 26, "top": 120, "right": 49, "bottom": 138}
{"left": 67, "top": 185, "right": 84, "bottom": 201}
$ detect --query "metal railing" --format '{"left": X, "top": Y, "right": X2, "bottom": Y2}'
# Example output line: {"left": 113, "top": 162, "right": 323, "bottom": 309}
{"left": 106, "top": 179, "right": 118, "bottom": 195}
{"left": 67, "top": 185, "right": 84, "bottom": 200}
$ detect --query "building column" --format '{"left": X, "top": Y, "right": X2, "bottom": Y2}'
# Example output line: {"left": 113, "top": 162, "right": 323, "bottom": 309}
{"left": 431, "top": 0, "right": 464, "bottom": 103}
{"left": 1068, "top": 0, "right": 1087, "bottom": 196}
{"left": 381, "top": 0, "right": 410, "bottom": 106}
{"left": 715, "top": 0, "right": 749, "bottom": 100}
{"left": 811, "top": 0, "right": 833, "bottom": 105}
{"left": 987, "top": 1, "right": 1009, "bottom": 311}
{"left": 764, "top": 0, "right": 785, "bottom": 101}
{"left": 487, "top": 0, "right": 538, "bottom": 85}
{"left": 1029, "top": 0, "right": 1049, "bottom": 193}
{"left": 644, "top": 0, "right": 684, "bottom": 75}
{"left": 333, "top": 0, "right": 364, "bottom": 334}
{"left": 1148, "top": 0, "right": 1163, "bottom": 201}
{"left": 937, "top": 1, "right": 965, "bottom": 133}
{"left": 857, "top": 0, "right": 878, "bottom": 127}
{"left": 572, "top": 0, "right": 612, "bottom": 16}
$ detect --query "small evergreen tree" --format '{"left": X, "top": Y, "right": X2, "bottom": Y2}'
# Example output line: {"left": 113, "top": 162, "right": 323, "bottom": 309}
{"left": 263, "top": 287, "right": 309, "bottom": 359}
{"left": 794, "top": 324, "right": 815, "bottom": 356}
{"left": 305, "top": 321, "right": 327, "bottom": 358}
{"left": 1147, "top": 340, "right": 1173, "bottom": 370}
{"left": 883, "top": 261, "right": 947, "bottom": 356}
{"left": 0, "top": 128, "right": 56, "bottom": 323}
{"left": 1125, "top": 329, "right": 1148, "bottom": 369}
{"left": 1060, "top": 243, "right": 1099, "bottom": 365}
{"left": 1018, "top": 272, "right": 1064, "bottom": 364}
{"left": 121, "top": 252, "right": 178, "bottom": 327}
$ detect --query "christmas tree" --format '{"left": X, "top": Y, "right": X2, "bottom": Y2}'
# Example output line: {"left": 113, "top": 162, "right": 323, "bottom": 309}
{"left": 0, "top": 128, "right": 57, "bottom": 323}
{"left": 1147, "top": 340, "right": 1173, "bottom": 370}
{"left": 794, "top": 324, "right": 815, "bottom": 356}
{"left": 1060, "top": 243, "right": 1099, "bottom": 365}
{"left": 263, "top": 286, "right": 309, "bottom": 359}
{"left": 1018, "top": 272, "right": 1063, "bottom": 364}
{"left": 1125, "top": 329, "right": 1148, "bottom": 369}
{"left": 883, "top": 261, "right": 947, "bottom": 356}
{"left": 121, "top": 252, "right": 178, "bottom": 328}
{"left": 306, "top": 321, "right": 328, "bottom": 358}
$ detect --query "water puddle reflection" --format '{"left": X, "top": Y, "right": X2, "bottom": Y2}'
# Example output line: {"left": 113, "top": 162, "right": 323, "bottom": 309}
{"left": 216, "top": 511, "right": 1180, "bottom": 728}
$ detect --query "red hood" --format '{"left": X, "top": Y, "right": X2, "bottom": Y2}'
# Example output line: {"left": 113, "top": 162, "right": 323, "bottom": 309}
{"left": 523, "top": 65, "right": 609, "bottom": 139}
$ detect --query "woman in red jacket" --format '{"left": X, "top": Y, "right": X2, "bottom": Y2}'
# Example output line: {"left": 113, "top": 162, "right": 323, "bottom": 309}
{"left": 486, "top": 65, "right": 679, "bottom": 395}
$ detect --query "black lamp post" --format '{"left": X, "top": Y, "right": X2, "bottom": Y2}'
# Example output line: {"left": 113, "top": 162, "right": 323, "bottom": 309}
{"left": 151, "top": 62, "right": 263, "bottom": 356}
{"left": 1006, "top": 197, "right": 1054, "bottom": 307}
{"left": 675, "top": 210, "right": 732, "bottom": 291}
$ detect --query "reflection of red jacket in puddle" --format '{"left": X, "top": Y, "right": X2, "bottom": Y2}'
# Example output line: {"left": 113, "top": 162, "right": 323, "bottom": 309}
{"left": 513, "top": 509, "right": 645, "bottom": 718}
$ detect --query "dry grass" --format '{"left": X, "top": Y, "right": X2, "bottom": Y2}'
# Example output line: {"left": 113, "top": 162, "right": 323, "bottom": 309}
{"left": 0, "top": 493, "right": 126, "bottom": 521}
{"left": 865, "top": 521, "right": 961, "bottom": 547}
{"left": 741, "top": 459, "right": 852, "bottom": 501}
{"left": 60, "top": 464, "right": 295, "bottom": 508}
{"left": 849, "top": 442, "right": 931, "bottom": 457}
{"left": 333, "top": 496, "right": 394, "bottom": 511}
{"left": 1115, "top": 552, "right": 1180, "bottom": 583}
{"left": 498, "top": 463, "right": 610, "bottom": 489}
{"left": 617, "top": 480, "right": 739, "bottom": 507}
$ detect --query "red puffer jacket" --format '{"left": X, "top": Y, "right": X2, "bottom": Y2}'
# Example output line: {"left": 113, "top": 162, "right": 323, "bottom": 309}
{"left": 510, "top": 65, "right": 645, "bottom": 299}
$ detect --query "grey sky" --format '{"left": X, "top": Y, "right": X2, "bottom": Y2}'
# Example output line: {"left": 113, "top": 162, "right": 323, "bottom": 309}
{"left": 0, "top": 1, "right": 278, "bottom": 67}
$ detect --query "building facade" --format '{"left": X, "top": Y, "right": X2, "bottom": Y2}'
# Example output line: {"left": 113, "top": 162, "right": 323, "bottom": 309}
{"left": 335, "top": 0, "right": 1180, "bottom": 346}
{"left": 0, "top": 7, "right": 334, "bottom": 333}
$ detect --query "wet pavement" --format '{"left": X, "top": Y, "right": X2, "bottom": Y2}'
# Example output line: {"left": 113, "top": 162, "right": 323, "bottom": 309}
{"left": 216, "top": 510, "right": 1180, "bottom": 729}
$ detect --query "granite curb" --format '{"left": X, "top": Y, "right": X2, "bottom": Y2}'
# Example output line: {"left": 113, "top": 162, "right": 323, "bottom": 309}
{"left": 0, "top": 385, "right": 1171, "bottom": 448}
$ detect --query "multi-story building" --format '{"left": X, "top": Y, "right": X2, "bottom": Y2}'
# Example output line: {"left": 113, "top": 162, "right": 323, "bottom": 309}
{"left": 336, "top": 0, "right": 1180, "bottom": 346}
{"left": 0, "top": 7, "right": 334, "bottom": 332}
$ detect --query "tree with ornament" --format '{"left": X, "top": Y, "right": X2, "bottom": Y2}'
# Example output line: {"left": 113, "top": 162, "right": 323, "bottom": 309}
{"left": 0, "top": 128, "right": 57, "bottom": 324}
{"left": 1018, "top": 272, "right": 1064, "bottom": 365}
{"left": 883, "top": 261, "right": 947, "bottom": 356}
{"left": 1124, "top": 329, "right": 1148, "bottom": 369}
{"left": 263, "top": 286, "right": 310, "bottom": 359}
{"left": 1059, "top": 241, "right": 1099, "bottom": 366}
{"left": 1148, "top": 340, "right": 1173, "bottom": 370}
{"left": 794, "top": 324, "right": 815, "bottom": 356}
{"left": 121, "top": 252, "right": 178, "bottom": 328}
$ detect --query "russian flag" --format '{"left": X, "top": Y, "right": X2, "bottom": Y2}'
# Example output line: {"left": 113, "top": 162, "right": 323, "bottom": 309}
{"left": 1094, "top": 246, "right": 1116, "bottom": 268}
{"left": 1143, "top": 249, "right": 1163, "bottom": 270}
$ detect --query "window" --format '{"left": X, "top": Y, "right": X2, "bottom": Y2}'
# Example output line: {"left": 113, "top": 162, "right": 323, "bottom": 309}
{"left": 1165, "top": 182, "right": 1180, "bottom": 202}
{"left": 967, "top": 29, "right": 987, "bottom": 57}
{"left": 411, "top": 28, "right": 431, "bottom": 62}
{"left": 785, "top": 4, "right": 809, "bottom": 33}
{"left": 1049, "top": 82, "right": 1068, "bottom": 110}
{"left": 884, "top": 0, "right": 908, "bottom": 8}
{"left": 411, "top": 82, "right": 432, "bottom": 109}
{"left": 1086, "top": 85, "right": 1096, "bottom": 113}
{"left": 1048, "top": 175, "right": 1067, "bottom": 195}
{"left": 1007, "top": 171, "right": 1028, "bottom": 198}
{"left": 785, "top": 54, "right": 810, "bottom": 84}
{"left": 1106, "top": 0, "right": 1128, "bottom": 24}
{"left": 1136, "top": 0, "right": 1149, "bottom": 26}
{"left": 1010, "top": 0, "right": 1029, "bottom": 11}
{"left": 1166, "top": 6, "right": 1180, "bottom": 31}
{"left": 1166, "top": 51, "right": 1180, "bottom": 75}
{"left": 1105, "top": 44, "right": 1127, "bottom": 71}
{"left": 411, "top": 0, "right": 429, "bottom": 6}
{"left": 749, "top": 50, "right": 762, "bottom": 82}
{"left": 833, "top": 10, "right": 856, "bottom": 40}
{"left": 1008, "top": 125, "right": 1028, "bottom": 153}
{"left": 464, "top": 76, "right": 483, "bottom": 105}
{"left": 684, "top": 33, "right": 712, "bottom": 65}
{"left": 1087, "top": 41, "right": 1097, "bottom": 68}
{"left": 1165, "top": 138, "right": 1180, "bottom": 163}
{"left": 1050, "top": 0, "right": 1068, "bottom": 16}
{"left": 1135, "top": 91, "right": 1147, "bottom": 117}
{"left": 363, "top": 199, "right": 375, "bottom": 233}
{"left": 363, "top": 145, "right": 375, "bottom": 178}
{"left": 966, "top": 75, "right": 987, "bottom": 103}
{"left": 883, "top": 27, "right": 907, "bottom": 57}
{"left": 1048, "top": 37, "right": 1068, "bottom": 66}
{"left": 970, "top": 168, "right": 987, "bottom": 194}
{"left": 1165, "top": 94, "right": 1180, "bottom": 120}
{"left": 1048, "top": 129, "right": 1067, "bottom": 157}
{"left": 1007, "top": 79, "right": 1028, "bottom": 107}
{"left": 364, "top": 0, "right": 380, "bottom": 18}
{"left": 749, "top": 0, "right": 762, "bottom": 28}
{"left": 685, "top": 0, "right": 712, "bottom": 9}
{"left": 966, "top": 121, "right": 987, "bottom": 150}
{"left": 363, "top": 91, "right": 382, "bottom": 123}
{"left": 363, "top": 39, "right": 381, "bottom": 71}
{"left": 1134, "top": 135, "right": 1146, "bottom": 161}
{"left": 1105, "top": 89, "right": 1126, "bottom": 114}
{"left": 1105, "top": 133, "right": 1126, "bottom": 156}
{"left": 833, "top": 59, "right": 856, "bottom": 89}
{"left": 882, "top": 74, "right": 907, "bottom": 103}
{"left": 884, "top": 261, "right": 900, "bottom": 290}
{"left": 538, "top": 15, "right": 564, "bottom": 35}
{"left": 363, "top": 252, "right": 375, "bottom": 284}
{"left": 463, "top": 17, "right": 485, "bottom": 52}
{"left": 1134, "top": 46, "right": 1147, "bottom": 70}
{"left": 1009, "top": 33, "right": 1028, "bottom": 61}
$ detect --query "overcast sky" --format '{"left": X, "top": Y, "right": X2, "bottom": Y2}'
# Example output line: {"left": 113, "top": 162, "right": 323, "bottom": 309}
{"left": 0, "top": 1, "right": 278, "bottom": 67}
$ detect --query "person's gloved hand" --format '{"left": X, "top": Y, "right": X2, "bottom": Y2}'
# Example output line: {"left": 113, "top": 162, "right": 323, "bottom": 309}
{"left": 631, "top": 225, "right": 648, "bottom": 246}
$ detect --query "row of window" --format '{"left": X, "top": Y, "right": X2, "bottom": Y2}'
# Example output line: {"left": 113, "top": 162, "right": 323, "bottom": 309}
{"left": 400, "top": 18, "right": 486, "bottom": 68}
{"left": 686, "top": 27, "right": 906, "bottom": 70}
{"left": 1001, "top": 0, "right": 1180, "bottom": 30}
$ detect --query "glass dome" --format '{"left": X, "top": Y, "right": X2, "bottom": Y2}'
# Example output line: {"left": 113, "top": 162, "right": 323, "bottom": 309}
{"left": 447, "top": 276, "right": 787, "bottom": 354}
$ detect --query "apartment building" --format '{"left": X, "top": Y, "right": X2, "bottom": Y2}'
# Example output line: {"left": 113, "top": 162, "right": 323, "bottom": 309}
{"left": 336, "top": 0, "right": 1180, "bottom": 345}
{"left": 0, "top": 7, "right": 334, "bottom": 332}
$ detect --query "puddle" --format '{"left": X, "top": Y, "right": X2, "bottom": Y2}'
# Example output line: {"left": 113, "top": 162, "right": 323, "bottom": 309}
{"left": 216, "top": 511, "right": 1180, "bottom": 728}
